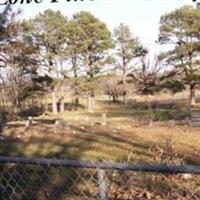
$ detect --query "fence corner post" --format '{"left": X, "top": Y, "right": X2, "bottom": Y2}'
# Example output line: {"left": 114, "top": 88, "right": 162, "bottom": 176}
{"left": 97, "top": 164, "right": 108, "bottom": 200}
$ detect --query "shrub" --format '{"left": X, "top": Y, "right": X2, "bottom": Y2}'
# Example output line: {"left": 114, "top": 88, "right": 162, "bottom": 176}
{"left": 0, "top": 109, "right": 8, "bottom": 124}
{"left": 19, "top": 106, "right": 43, "bottom": 117}
{"left": 149, "top": 110, "right": 172, "bottom": 121}
{"left": 173, "top": 107, "right": 191, "bottom": 120}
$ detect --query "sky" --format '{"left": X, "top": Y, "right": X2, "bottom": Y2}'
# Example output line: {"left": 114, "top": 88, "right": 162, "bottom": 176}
{"left": 10, "top": 0, "right": 196, "bottom": 54}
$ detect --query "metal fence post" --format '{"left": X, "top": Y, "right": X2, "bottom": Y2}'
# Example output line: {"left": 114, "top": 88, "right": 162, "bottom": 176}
{"left": 98, "top": 168, "right": 108, "bottom": 200}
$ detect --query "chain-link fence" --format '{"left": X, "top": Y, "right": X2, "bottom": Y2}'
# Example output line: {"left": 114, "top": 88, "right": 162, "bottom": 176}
{"left": 0, "top": 156, "right": 200, "bottom": 200}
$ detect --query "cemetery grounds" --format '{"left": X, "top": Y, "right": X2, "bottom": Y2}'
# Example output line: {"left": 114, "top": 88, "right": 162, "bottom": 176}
{"left": 1, "top": 97, "right": 200, "bottom": 199}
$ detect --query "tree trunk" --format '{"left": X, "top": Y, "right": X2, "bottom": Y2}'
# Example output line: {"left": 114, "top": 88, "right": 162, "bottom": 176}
{"left": 75, "top": 97, "right": 79, "bottom": 105}
{"left": 60, "top": 84, "right": 65, "bottom": 112}
{"left": 88, "top": 96, "right": 92, "bottom": 111}
{"left": 73, "top": 61, "right": 79, "bottom": 106}
{"left": 86, "top": 54, "right": 96, "bottom": 112}
{"left": 60, "top": 98, "right": 64, "bottom": 112}
{"left": 44, "top": 95, "right": 48, "bottom": 113}
{"left": 123, "top": 94, "right": 127, "bottom": 106}
{"left": 122, "top": 73, "right": 127, "bottom": 107}
{"left": 1, "top": 90, "right": 5, "bottom": 109}
{"left": 74, "top": 85, "right": 79, "bottom": 105}
{"left": 189, "top": 84, "right": 196, "bottom": 106}
{"left": 88, "top": 90, "right": 95, "bottom": 112}
{"left": 112, "top": 96, "right": 116, "bottom": 102}
{"left": 145, "top": 95, "right": 151, "bottom": 110}
{"left": 16, "top": 99, "right": 22, "bottom": 113}
{"left": 91, "top": 96, "right": 95, "bottom": 110}
{"left": 0, "top": 122, "right": 3, "bottom": 136}
{"left": 60, "top": 99, "right": 64, "bottom": 112}
{"left": 52, "top": 89, "right": 58, "bottom": 115}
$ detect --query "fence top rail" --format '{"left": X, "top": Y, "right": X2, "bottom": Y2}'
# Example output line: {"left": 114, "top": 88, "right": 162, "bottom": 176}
{"left": 0, "top": 156, "right": 200, "bottom": 174}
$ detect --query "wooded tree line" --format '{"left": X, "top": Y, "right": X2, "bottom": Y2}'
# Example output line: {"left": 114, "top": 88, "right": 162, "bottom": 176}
{"left": 0, "top": 5, "right": 200, "bottom": 115}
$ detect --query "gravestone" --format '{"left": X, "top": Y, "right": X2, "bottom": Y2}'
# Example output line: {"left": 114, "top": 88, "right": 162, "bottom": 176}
{"left": 55, "top": 119, "right": 69, "bottom": 132}
{"left": 74, "top": 116, "right": 79, "bottom": 122}
{"left": 148, "top": 118, "right": 153, "bottom": 127}
{"left": 84, "top": 116, "right": 89, "bottom": 122}
{"left": 138, "top": 116, "right": 152, "bottom": 127}
{"left": 100, "top": 113, "right": 107, "bottom": 126}
{"left": 25, "top": 116, "right": 32, "bottom": 130}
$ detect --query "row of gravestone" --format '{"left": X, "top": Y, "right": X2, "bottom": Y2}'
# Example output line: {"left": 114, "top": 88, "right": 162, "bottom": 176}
{"left": 140, "top": 108, "right": 200, "bottom": 127}
{"left": 55, "top": 113, "right": 108, "bottom": 131}
{"left": 0, "top": 113, "right": 108, "bottom": 134}
{"left": 1, "top": 109, "right": 200, "bottom": 135}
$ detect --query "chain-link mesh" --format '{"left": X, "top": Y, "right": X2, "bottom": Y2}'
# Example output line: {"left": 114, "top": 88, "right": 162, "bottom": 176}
{"left": 107, "top": 170, "right": 200, "bottom": 200}
{"left": 0, "top": 159, "right": 200, "bottom": 200}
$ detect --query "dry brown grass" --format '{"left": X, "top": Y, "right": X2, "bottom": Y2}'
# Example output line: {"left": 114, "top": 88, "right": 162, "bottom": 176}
{"left": 1, "top": 100, "right": 199, "bottom": 166}
{"left": 1, "top": 100, "right": 200, "bottom": 200}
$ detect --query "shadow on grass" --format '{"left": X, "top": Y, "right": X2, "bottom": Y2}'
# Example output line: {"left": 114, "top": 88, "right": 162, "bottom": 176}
{"left": 1, "top": 116, "right": 200, "bottom": 199}
{"left": 0, "top": 119, "right": 100, "bottom": 200}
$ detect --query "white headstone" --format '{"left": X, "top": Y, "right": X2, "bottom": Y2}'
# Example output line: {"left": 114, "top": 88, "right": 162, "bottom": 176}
{"left": 25, "top": 116, "right": 32, "bottom": 130}
{"left": 74, "top": 116, "right": 79, "bottom": 122}
{"left": 55, "top": 119, "right": 69, "bottom": 131}
{"left": 101, "top": 113, "right": 107, "bottom": 126}
{"left": 84, "top": 116, "right": 89, "bottom": 122}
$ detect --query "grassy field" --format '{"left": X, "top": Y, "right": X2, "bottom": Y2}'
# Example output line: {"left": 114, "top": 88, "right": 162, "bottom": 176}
{"left": 1, "top": 100, "right": 200, "bottom": 200}
{"left": 1, "top": 100, "right": 200, "bottom": 165}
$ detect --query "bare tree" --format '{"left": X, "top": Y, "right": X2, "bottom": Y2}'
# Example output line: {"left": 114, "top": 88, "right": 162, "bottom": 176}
{"left": 104, "top": 76, "right": 124, "bottom": 102}
{"left": 129, "top": 56, "right": 161, "bottom": 108}
{"left": 114, "top": 23, "right": 147, "bottom": 106}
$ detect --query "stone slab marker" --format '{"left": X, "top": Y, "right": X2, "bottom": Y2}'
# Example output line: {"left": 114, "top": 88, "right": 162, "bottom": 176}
{"left": 25, "top": 116, "right": 32, "bottom": 130}
{"left": 100, "top": 113, "right": 107, "bottom": 126}
{"left": 74, "top": 116, "right": 79, "bottom": 122}
{"left": 55, "top": 119, "right": 69, "bottom": 132}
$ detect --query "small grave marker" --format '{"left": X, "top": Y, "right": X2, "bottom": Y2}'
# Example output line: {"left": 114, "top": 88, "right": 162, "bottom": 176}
{"left": 100, "top": 113, "right": 107, "bottom": 126}
{"left": 74, "top": 116, "right": 79, "bottom": 122}
{"left": 25, "top": 116, "right": 32, "bottom": 130}
{"left": 84, "top": 116, "right": 89, "bottom": 122}
{"left": 55, "top": 119, "right": 69, "bottom": 132}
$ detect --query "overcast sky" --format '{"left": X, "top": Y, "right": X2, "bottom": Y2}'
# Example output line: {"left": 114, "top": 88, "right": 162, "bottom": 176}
{"left": 12, "top": 0, "right": 196, "bottom": 54}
